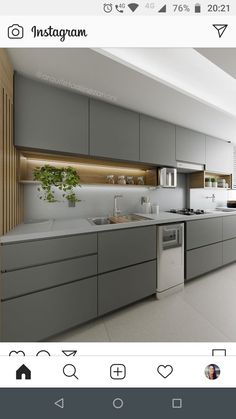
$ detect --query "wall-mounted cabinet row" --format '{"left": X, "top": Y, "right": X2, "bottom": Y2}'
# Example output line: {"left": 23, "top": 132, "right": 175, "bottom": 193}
{"left": 14, "top": 73, "right": 233, "bottom": 174}
{"left": 1, "top": 226, "right": 157, "bottom": 341}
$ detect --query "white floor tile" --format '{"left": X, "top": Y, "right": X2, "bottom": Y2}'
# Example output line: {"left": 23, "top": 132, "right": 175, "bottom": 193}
{"left": 49, "top": 319, "right": 110, "bottom": 342}
{"left": 102, "top": 295, "right": 228, "bottom": 342}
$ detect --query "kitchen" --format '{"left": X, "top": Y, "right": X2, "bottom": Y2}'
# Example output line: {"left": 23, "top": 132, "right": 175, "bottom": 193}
{"left": 1, "top": 47, "right": 236, "bottom": 342}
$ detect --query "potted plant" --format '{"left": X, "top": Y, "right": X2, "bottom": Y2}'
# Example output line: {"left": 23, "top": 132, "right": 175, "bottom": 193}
{"left": 33, "top": 165, "right": 81, "bottom": 207}
{"left": 205, "top": 177, "right": 212, "bottom": 187}
{"left": 211, "top": 177, "right": 218, "bottom": 188}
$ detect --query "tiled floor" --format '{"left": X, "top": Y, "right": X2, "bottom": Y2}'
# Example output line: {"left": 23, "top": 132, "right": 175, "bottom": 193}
{"left": 49, "top": 263, "right": 236, "bottom": 342}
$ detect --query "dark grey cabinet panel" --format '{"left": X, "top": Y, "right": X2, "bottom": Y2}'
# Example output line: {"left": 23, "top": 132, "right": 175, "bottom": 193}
{"left": 14, "top": 73, "right": 89, "bottom": 155}
{"left": 98, "top": 260, "right": 156, "bottom": 315}
{"left": 98, "top": 226, "right": 156, "bottom": 273}
{"left": 186, "top": 243, "right": 222, "bottom": 281}
{"left": 140, "top": 115, "right": 176, "bottom": 166}
{"left": 90, "top": 99, "right": 139, "bottom": 161}
{"left": 222, "top": 215, "right": 236, "bottom": 241}
{"left": 1, "top": 233, "right": 97, "bottom": 271}
{"left": 2, "top": 276, "right": 97, "bottom": 341}
{"left": 223, "top": 238, "right": 236, "bottom": 265}
{"left": 186, "top": 218, "right": 222, "bottom": 250}
{"left": 1, "top": 255, "right": 97, "bottom": 300}
{"left": 176, "top": 126, "right": 205, "bottom": 164}
{"left": 206, "top": 136, "right": 233, "bottom": 174}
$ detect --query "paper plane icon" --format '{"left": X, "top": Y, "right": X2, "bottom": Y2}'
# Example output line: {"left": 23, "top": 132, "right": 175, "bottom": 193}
{"left": 213, "top": 24, "right": 228, "bottom": 38}
{"left": 54, "top": 398, "right": 64, "bottom": 409}
{"left": 62, "top": 350, "right": 77, "bottom": 356}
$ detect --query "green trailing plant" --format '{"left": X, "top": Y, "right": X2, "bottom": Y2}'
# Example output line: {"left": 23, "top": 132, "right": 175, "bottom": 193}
{"left": 33, "top": 165, "right": 81, "bottom": 204}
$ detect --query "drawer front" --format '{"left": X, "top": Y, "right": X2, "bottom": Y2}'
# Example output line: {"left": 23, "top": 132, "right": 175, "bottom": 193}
{"left": 186, "top": 243, "right": 222, "bottom": 281}
{"left": 186, "top": 218, "right": 222, "bottom": 250}
{"left": 223, "top": 238, "right": 236, "bottom": 265}
{"left": 1, "top": 255, "right": 97, "bottom": 300}
{"left": 1, "top": 233, "right": 97, "bottom": 271}
{"left": 98, "top": 260, "right": 156, "bottom": 316}
{"left": 2, "top": 276, "right": 98, "bottom": 342}
{"left": 223, "top": 215, "right": 236, "bottom": 241}
{"left": 98, "top": 226, "right": 156, "bottom": 273}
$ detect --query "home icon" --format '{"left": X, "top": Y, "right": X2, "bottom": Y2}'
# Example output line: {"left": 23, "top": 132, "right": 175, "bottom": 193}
{"left": 16, "top": 364, "right": 31, "bottom": 380}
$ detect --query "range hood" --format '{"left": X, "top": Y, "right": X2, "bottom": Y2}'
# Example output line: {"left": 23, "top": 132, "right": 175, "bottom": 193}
{"left": 176, "top": 161, "right": 205, "bottom": 173}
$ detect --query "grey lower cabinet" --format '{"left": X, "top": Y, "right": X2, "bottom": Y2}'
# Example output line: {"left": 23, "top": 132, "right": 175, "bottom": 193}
{"left": 98, "top": 226, "right": 156, "bottom": 273}
{"left": 176, "top": 126, "right": 206, "bottom": 165}
{"left": 14, "top": 73, "right": 89, "bottom": 155}
{"left": 1, "top": 255, "right": 97, "bottom": 300}
{"left": 140, "top": 115, "right": 176, "bottom": 166}
{"left": 223, "top": 215, "right": 236, "bottom": 241}
{"left": 89, "top": 99, "right": 139, "bottom": 161}
{"left": 186, "top": 242, "right": 223, "bottom": 281}
{"left": 223, "top": 238, "right": 236, "bottom": 265}
{"left": 98, "top": 260, "right": 156, "bottom": 315}
{"left": 1, "top": 233, "right": 97, "bottom": 271}
{"left": 206, "top": 136, "right": 233, "bottom": 174}
{"left": 186, "top": 218, "right": 222, "bottom": 250}
{"left": 2, "top": 276, "right": 98, "bottom": 342}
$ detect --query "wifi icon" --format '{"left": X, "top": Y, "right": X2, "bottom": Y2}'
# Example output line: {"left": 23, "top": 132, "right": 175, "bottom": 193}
{"left": 128, "top": 3, "right": 139, "bottom": 12}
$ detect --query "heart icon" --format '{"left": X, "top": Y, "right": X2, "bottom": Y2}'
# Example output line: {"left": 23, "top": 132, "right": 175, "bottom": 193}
{"left": 157, "top": 365, "right": 173, "bottom": 378}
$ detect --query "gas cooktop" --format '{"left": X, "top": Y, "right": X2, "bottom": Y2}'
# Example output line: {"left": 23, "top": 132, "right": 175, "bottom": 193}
{"left": 169, "top": 209, "right": 206, "bottom": 216}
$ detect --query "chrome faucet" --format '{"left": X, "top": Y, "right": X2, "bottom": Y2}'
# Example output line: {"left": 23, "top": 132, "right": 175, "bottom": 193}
{"left": 113, "top": 194, "right": 123, "bottom": 216}
{"left": 206, "top": 193, "right": 216, "bottom": 203}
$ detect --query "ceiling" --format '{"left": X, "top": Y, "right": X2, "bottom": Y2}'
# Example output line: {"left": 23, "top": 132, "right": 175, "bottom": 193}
{"left": 7, "top": 47, "right": 236, "bottom": 143}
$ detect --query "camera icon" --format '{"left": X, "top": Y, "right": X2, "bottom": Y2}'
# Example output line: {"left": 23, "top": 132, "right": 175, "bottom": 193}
{"left": 8, "top": 24, "right": 24, "bottom": 39}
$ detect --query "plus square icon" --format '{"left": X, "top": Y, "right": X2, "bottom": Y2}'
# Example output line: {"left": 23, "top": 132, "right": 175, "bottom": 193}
{"left": 110, "top": 364, "right": 126, "bottom": 380}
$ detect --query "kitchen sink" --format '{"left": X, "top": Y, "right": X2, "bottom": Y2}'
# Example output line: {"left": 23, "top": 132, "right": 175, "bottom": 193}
{"left": 88, "top": 214, "right": 152, "bottom": 226}
{"left": 88, "top": 217, "right": 111, "bottom": 225}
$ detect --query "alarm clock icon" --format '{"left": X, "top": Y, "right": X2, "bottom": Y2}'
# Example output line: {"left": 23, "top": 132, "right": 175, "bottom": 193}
{"left": 103, "top": 3, "right": 113, "bottom": 13}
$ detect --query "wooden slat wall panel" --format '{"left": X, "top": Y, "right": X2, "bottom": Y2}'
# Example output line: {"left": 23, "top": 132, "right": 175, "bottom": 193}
{"left": 0, "top": 49, "right": 23, "bottom": 236}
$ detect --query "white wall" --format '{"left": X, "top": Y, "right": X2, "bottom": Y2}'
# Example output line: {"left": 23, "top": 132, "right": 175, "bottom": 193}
{"left": 23, "top": 174, "right": 187, "bottom": 221}
{"left": 188, "top": 188, "right": 228, "bottom": 210}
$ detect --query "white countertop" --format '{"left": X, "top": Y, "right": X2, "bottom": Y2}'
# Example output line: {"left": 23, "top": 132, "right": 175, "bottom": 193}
{"left": 1, "top": 210, "right": 236, "bottom": 244}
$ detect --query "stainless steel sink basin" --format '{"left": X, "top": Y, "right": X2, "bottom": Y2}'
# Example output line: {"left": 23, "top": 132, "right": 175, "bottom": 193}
{"left": 88, "top": 217, "right": 111, "bottom": 226}
{"left": 88, "top": 214, "right": 151, "bottom": 226}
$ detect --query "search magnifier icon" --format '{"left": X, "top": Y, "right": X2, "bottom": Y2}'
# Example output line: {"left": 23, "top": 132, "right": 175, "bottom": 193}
{"left": 63, "top": 364, "right": 78, "bottom": 379}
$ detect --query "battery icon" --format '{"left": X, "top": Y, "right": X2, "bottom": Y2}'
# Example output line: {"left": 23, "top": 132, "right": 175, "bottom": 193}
{"left": 195, "top": 3, "right": 201, "bottom": 13}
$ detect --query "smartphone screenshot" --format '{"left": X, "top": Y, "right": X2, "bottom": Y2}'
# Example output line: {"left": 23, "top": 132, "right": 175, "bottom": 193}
{"left": 0, "top": 0, "right": 236, "bottom": 416}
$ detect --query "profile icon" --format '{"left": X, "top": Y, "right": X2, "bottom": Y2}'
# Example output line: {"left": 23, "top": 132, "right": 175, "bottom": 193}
{"left": 205, "top": 364, "right": 220, "bottom": 380}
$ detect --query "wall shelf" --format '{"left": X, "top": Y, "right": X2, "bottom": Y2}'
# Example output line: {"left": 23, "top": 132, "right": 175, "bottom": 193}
{"left": 19, "top": 151, "right": 158, "bottom": 187}
{"left": 189, "top": 171, "right": 232, "bottom": 189}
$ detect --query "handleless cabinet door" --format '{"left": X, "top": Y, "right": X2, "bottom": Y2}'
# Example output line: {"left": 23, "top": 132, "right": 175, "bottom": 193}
{"left": 2, "top": 276, "right": 97, "bottom": 341}
{"left": 14, "top": 73, "right": 89, "bottom": 155}
{"left": 140, "top": 115, "right": 176, "bottom": 166}
{"left": 176, "top": 126, "right": 206, "bottom": 164}
{"left": 98, "top": 226, "right": 156, "bottom": 273}
{"left": 1, "top": 233, "right": 97, "bottom": 271}
{"left": 98, "top": 260, "right": 156, "bottom": 315}
{"left": 90, "top": 99, "right": 140, "bottom": 161}
{"left": 206, "top": 136, "right": 233, "bottom": 174}
{"left": 186, "top": 218, "right": 222, "bottom": 250}
{"left": 186, "top": 243, "right": 223, "bottom": 280}
{"left": 223, "top": 215, "right": 236, "bottom": 240}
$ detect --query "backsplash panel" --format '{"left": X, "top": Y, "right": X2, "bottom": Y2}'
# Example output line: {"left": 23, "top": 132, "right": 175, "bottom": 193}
{"left": 188, "top": 188, "right": 228, "bottom": 210}
{"left": 23, "top": 174, "right": 187, "bottom": 221}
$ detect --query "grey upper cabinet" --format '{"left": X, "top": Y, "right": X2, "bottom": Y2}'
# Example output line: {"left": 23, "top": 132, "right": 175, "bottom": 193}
{"left": 176, "top": 126, "right": 206, "bottom": 165}
{"left": 14, "top": 73, "right": 89, "bottom": 155}
{"left": 140, "top": 115, "right": 176, "bottom": 166}
{"left": 89, "top": 99, "right": 139, "bottom": 161}
{"left": 206, "top": 136, "right": 233, "bottom": 174}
